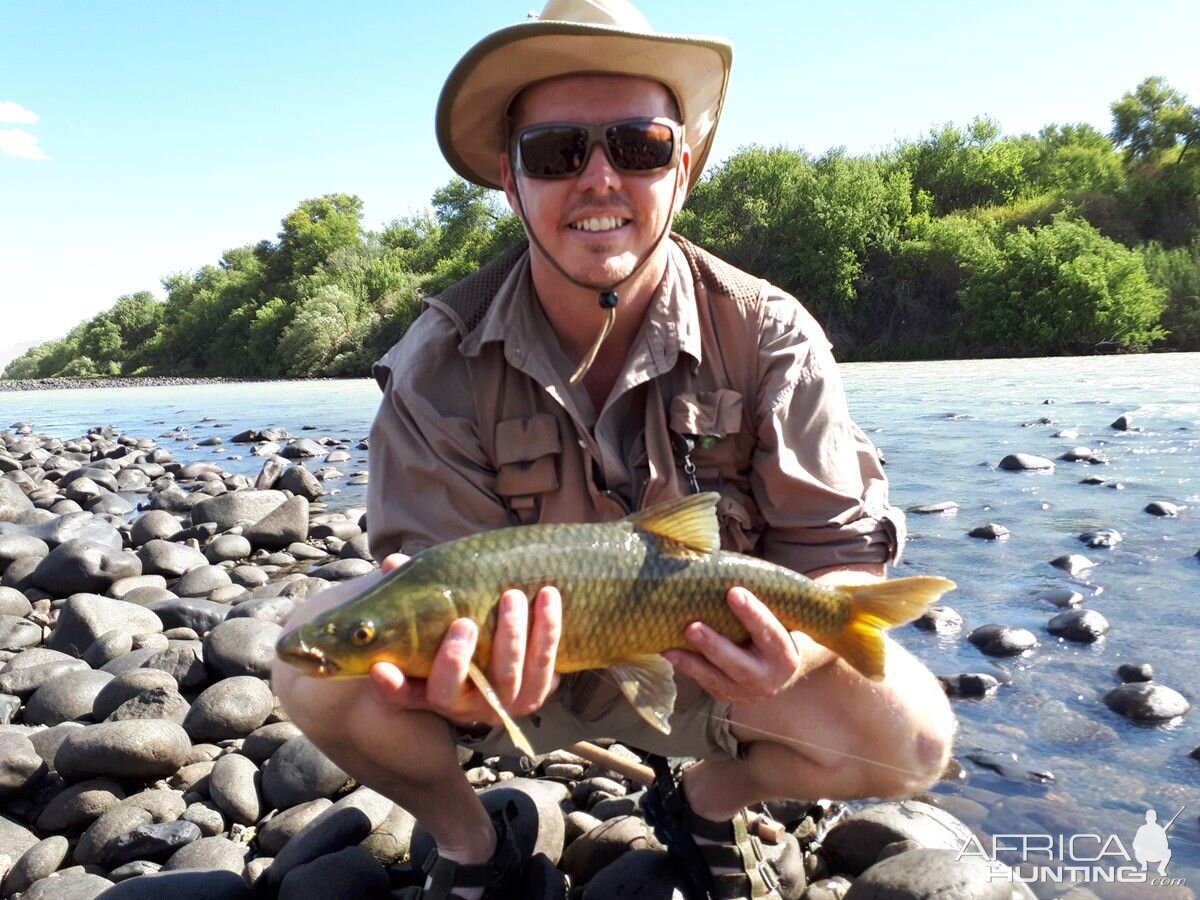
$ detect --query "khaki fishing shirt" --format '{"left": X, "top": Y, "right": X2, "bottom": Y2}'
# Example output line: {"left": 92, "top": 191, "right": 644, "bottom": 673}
{"left": 369, "top": 236, "right": 904, "bottom": 575}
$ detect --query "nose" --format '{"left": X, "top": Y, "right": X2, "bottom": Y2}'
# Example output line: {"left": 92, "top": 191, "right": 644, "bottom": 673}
{"left": 575, "top": 138, "right": 621, "bottom": 192}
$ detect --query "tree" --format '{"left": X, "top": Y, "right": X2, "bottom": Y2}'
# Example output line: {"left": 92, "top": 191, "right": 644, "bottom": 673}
{"left": 1111, "top": 77, "right": 1200, "bottom": 162}
{"left": 961, "top": 216, "right": 1166, "bottom": 355}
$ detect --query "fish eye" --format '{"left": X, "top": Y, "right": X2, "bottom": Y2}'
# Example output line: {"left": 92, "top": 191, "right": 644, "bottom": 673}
{"left": 349, "top": 621, "right": 376, "bottom": 646}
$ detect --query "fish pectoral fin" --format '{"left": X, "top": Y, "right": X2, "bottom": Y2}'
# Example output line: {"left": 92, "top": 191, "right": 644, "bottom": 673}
{"left": 627, "top": 492, "right": 721, "bottom": 555}
{"left": 608, "top": 655, "right": 678, "bottom": 735}
{"left": 466, "top": 662, "right": 535, "bottom": 758}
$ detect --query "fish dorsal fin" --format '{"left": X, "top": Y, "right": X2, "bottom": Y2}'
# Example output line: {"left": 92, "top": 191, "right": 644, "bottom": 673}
{"left": 628, "top": 492, "right": 721, "bottom": 554}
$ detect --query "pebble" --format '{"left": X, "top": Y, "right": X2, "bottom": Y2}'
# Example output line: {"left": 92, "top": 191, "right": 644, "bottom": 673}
{"left": 162, "top": 835, "right": 250, "bottom": 873}
{"left": 1047, "top": 608, "right": 1109, "bottom": 642}
{"left": 1, "top": 835, "right": 69, "bottom": 896}
{"left": 208, "top": 753, "right": 263, "bottom": 826}
{"left": 1048, "top": 553, "right": 1095, "bottom": 575}
{"left": 24, "top": 668, "right": 114, "bottom": 726}
{"left": 967, "top": 624, "right": 1038, "bottom": 657}
{"left": 938, "top": 673, "right": 1001, "bottom": 698}
{"left": 907, "top": 501, "right": 957, "bottom": 515}
{"left": 102, "top": 820, "right": 202, "bottom": 868}
{"left": 183, "top": 675, "right": 274, "bottom": 743}
{"left": 1035, "top": 588, "right": 1082, "bottom": 608}
{"left": 912, "top": 606, "right": 963, "bottom": 634}
{"left": 35, "top": 778, "right": 127, "bottom": 832}
{"left": 1117, "top": 662, "right": 1153, "bottom": 683}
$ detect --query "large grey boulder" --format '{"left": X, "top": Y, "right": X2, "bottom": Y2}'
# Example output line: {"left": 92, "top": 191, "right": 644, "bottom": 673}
{"left": 190, "top": 491, "right": 287, "bottom": 531}
{"left": 244, "top": 496, "right": 309, "bottom": 550}
{"left": 55, "top": 720, "right": 192, "bottom": 783}
{"left": 0, "top": 480, "right": 34, "bottom": 522}
{"left": 46, "top": 593, "right": 163, "bottom": 655}
{"left": 137, "top": 540, "right": 207, "bottom": 578}
{"left": 31, "top": 540, "right": 142, "bottom": 595}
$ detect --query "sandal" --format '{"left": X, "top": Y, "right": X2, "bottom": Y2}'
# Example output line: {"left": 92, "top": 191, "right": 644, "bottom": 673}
{"left": 640, "top": 755, "right": 780, "bottom": 900}
{"left": 397, "top": 801, "right": 525, "bottom": 899}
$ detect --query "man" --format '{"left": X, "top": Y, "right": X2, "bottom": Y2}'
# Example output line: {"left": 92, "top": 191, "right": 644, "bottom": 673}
{"left": 273, "top": 1, "right": 955, "bottom": 898}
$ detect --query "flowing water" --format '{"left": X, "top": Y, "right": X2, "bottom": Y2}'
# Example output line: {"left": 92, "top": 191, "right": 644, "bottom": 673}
{"left": 3, "top": 353, "right": 1198, "bottom": 881}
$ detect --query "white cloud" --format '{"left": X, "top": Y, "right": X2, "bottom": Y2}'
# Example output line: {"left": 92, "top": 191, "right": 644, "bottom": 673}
{"left": 0, "top": 128, "right": 49, "bottom": 161}
{"left": 0, "top": 101, "right": 38, "bottom": 125}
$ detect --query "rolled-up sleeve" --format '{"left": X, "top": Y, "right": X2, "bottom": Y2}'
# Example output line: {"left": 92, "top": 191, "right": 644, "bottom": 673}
{"left": 367, "top": 312, "right": 508, "bottom": 562}
{"left": 749, "top": 292, "right": 906, "bottom": 574}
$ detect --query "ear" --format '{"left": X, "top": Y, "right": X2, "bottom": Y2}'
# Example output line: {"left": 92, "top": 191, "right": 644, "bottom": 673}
{"left": 500, "top": 152, "right": 521, "bottom": 214}
{"left": 673, "top": 143, "right": 692, "bottom": 213}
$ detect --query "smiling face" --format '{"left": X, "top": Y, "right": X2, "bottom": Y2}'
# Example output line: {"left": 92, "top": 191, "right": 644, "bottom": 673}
{"left": 501, "top": 75, "right": 690, "bottom": 293}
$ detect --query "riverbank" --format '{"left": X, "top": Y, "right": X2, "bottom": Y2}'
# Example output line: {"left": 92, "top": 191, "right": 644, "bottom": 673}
{"left": 0, "top": 378, "right": 312, "bottom": 394}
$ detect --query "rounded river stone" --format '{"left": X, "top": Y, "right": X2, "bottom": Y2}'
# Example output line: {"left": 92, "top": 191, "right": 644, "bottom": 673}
{"left": 1103, "top": 682, "right": 1190, "bottom": 722}
{"left": 173, "top": 565, "right": 233, "bottom": 598}
{"left": 1048, "top": 608, "right": 1109, "bottom": 642}
{"left": 2, "top": 834, "right": 70, "bottom": 897}
{"left": 843, "top": 847, "right": 1018, "bottom": 899}
{"left": 276, "top": 845, "right": 389, "bottom": 900}
{"left": 162, "top": 835, "right": 249, "bottom": 873}
{"left": 0, "top": 732, "right": 46, "bottom": 796}
{"left": 84, "top": 869, "right": 252, "bottom": 898}
{"left": 967, "top": 624, "right": 1038, "bottom": 657}
{"left": 822, "top": 800, "right": 976, "bottom": 876}
{"left": 55, "top": 720, "right": 192, "bottom": 783}
{"left": 998, "top": 453, "right": 1054, "bottom": 471}
{"left": 24, "top": 669, "right": 114, "bottom": 726}
{"left": 183, "top": 676, "right": 274, "bottom": 743}
{"left": 261, "top": 735, "right": 349, "bottom": 810}
{"left": 47, "top": 593, "right": 163, "bottom": 655}
{"left": 35, "top": 778, "right": 126, "bottom": 832}
{"left": 203, "top": 617, "right": 281, "bottom": 679}
{"left": 92, "top": 668, "right": 179, "bottom": 721}
{"left": 129, "top": 510, "right": 183, "bottom": 546}
{"left": 137, "top": 540, "right": 207, "bottom": 578}
{"left": 31, "top": 539, "right": 141, "bottom": 595}
{"left": 208, "top": 753, "right": 262, "bottom": 826}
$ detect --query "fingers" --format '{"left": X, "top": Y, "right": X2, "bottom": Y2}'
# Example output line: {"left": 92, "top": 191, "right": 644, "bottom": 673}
{"left": 511, "top": 586, "right": 562, "bottom": 716}
{"left": 425, "top": 619, "right": 479, "bottom": 711}
{"left": 664, "top": 587, "right": 802, "bottom": 704}
{"left": 487, "top": 590, "right": 530, "bottom": 705}
{"left": 380, "top": 552, "right": 410, "bottom": 574}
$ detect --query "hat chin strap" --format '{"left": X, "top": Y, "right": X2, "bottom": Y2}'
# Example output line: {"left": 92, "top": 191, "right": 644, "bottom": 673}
{"left": 511, "top": 173, "right": 680, "bottom": 385}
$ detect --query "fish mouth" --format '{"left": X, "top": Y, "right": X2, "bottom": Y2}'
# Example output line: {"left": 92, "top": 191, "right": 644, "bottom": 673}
{"left": 276, "top": 636, "right": 341, "bottom": 677}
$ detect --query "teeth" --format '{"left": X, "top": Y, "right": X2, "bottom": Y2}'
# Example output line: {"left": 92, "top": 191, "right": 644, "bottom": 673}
{"left": 570, "top": 216, "right": 627, "bottom": 232}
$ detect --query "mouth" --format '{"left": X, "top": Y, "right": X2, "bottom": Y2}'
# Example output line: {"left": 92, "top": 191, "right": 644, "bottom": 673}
{"left": 567, "top": 215, "right": 631, "bottom": 233}
{"left": 276, "top": 636, "right": 341, "bottom": 677}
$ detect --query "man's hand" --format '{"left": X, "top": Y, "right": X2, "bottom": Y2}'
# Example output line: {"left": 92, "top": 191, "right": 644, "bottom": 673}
{"left": 662, "top": 586, "right": 821, "bottom": 703}
{"left": 369, "top": 553, "right": 563, "bottom": 727}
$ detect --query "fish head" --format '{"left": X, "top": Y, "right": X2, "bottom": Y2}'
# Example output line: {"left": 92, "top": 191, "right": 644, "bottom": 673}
{"left": 274, "top": 565, "right": 448, "bottom": 679}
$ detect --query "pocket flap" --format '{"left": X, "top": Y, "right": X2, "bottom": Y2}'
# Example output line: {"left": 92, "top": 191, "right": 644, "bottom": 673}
{"left": 494, "top": 414, "right": 562, "bottom": 466}
{"left": 669, "top": 390, "right": 743, "bottom": 438}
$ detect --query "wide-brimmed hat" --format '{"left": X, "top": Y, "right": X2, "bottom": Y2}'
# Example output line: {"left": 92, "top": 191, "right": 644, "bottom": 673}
{"left": 436, "top": 0, "right": 733, "bottom": 194}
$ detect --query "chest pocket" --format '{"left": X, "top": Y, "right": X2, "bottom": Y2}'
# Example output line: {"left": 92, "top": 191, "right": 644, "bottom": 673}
{"left": 494, "top": 414, "right": 561, "bottom": 524}
{"left": 669, "top": 389, "right": 744, "bottom": 481}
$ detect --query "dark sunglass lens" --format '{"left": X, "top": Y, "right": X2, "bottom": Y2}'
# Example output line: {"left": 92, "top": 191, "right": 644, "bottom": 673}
{"left": 606, "top": 122, "right": 674, "bottom": 171}
{"left": 520, "top": 126, "right": 589, "bottom": 176}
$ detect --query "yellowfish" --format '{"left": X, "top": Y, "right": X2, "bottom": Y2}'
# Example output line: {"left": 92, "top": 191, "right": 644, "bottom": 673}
{"left": 276, "top": 492, "right": 954, "bottom": 755}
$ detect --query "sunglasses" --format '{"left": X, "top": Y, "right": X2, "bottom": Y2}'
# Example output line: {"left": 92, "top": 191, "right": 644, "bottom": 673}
{"left": 513, "top": 117, "right": 683, "bottom": 179}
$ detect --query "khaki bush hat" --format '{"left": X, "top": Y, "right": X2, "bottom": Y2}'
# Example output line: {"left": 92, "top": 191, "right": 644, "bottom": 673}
{"left": 436, "top": 0, "right": 733, "bottom": 193}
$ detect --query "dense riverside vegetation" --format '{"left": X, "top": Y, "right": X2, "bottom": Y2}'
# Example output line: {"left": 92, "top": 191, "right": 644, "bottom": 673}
{"left": 7, "top": 77, "right": 1199, "bottom": 380}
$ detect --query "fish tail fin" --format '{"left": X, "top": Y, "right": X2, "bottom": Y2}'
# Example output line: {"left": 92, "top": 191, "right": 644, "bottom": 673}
{"left": 826, "top": 576, "right": 956, "bottom": 681}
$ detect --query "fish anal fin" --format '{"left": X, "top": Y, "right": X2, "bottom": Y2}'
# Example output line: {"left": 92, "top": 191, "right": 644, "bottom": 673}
{"left": 608, "top": 654, "right": 678, "bottom": 734}
{"left": 466, "top": 662, "right": 535, "bottom": 757}
{"left": 830, "top": 575, "right": 957, "bottom": 680}
{"left": 628, "top": 493, "right": 721, "bottom": 554}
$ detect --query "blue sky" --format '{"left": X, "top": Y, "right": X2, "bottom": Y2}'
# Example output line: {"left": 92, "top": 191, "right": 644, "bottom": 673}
{"left": 1, "top": 1, "right": 1197, "bottom": 352}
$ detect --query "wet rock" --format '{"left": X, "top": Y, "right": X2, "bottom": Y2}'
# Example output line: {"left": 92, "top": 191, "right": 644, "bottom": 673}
{"left": 1049, "top": 553, "right": 1095, "bottom": 575}
{"left": 1103, "top": 682, "right": 1190, "bottom": 722}
{"left": 1079, "top": 528, "right": 1122, "bottom": 548}
{"left": 260, "top": 735, "right": 349, "bottom": 810}
{"left": 908, "top": 501, "right": 957, "bottom": 515}
{"left": 1035, "top": 588, "right": 1083, "bottom": 608}
{"left": 913, "top": 606, "right": 963, "bottom": 634}
{"left": 1048, "top": 608, "right": 1109, "bottom": 643}
{"left": 967, "top": 523, "right": 1008, "bottom": 540}
{"left": 843, "top": 847, "right": 1019, "bottom": 899}
{"left": 1110, "top": 413, "right": 1133, "bottom": 430}
{"left": 1145, "top": 500, "right": 1180, "bottom": 517}
{"left": 968, "top": 624, "right": 1037, "bottom": 657}
{"left": 821, "top": 800, "right": 975, "bottom": 876}
{"left": 183, "top": 676, "right": 274, "bottom": 743}
{"left": 280, "top": 439, "right": 325, "bottom": 459}
{"left": 276, "top": 845, "right": 390, "bottom": 900}
{"left": 203, "top": 617, "right": 281, "bottom": 679}
{"left": 998, "top": 453, "right": 1054, "bottom": 472}
{"left": 55, "top": 720, "right": 192, "bottom": 783}
{"left": 1059, "top": 446, "right": 1096, "bottom": 462}
{"left": 46, "top": 593, "right": 163, "bottom": 655}
{"left": 31, "top": 540, "right": 141, "bottom": 595}
{"left": 939, "top": 674, "right": 1001, "bottom": 698}
{"left": 1117, "top": 662, "right": 1154, "bottom": 683}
